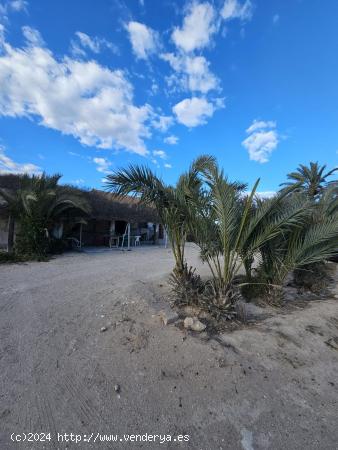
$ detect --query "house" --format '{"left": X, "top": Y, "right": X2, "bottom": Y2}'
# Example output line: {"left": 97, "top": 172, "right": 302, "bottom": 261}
{"left": 0, "top": 175, "right": 166, "bottom": 250}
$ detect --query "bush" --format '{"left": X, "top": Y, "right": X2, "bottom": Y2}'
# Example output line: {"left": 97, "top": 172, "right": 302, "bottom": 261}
{"left": 0, "top": 251, "right": 28, "bottom": 264}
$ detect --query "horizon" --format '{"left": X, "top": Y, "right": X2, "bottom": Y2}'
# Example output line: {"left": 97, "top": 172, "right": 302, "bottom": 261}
{"left": 0, "top": 0, "right": 337, "bottom": 194}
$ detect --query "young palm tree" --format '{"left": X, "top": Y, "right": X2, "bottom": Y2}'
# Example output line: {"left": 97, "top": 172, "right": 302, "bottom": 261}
{"left": 0, "top": 173, "right": 90, "bottom": 257}
{"left": 104, "top": 156, "right": 212, "bottom": 276}
{"left": 188, "top": 159, "right": 310, "bottom": 309}
{"left": 280, "top": 162, "right": 337, "bottom": 197}
{"left": 256, "top": 190, "right": 338, "bottom": 290}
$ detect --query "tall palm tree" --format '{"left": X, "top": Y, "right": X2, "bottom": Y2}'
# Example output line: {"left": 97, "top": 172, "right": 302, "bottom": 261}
{"left": 280, "top": 162, "right": 337, "bottom": 197}
{"left": 0, "top": 173, "right": 90, "bottom": 256}
{"left": 105, "top": 156, "right": 212, "bottom": 276}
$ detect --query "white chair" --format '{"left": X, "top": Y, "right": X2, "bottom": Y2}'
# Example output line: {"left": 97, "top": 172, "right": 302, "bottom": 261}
{"left": 134, "top": 235, "right": 141, "bottom": 246}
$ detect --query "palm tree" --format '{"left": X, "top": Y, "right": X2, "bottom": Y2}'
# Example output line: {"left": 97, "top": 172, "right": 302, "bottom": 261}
{"left": 256, "top": 191, "right": 338, "bottom": 290}
{"left": 104, "top": 156, "right": 212, "bottom": 276}
{"left": 0, "top": 173, "right": 90, "bottom": 257}
{"left": 188, "top": 158, "right": 310, "bottom": 309}
{"left": 280, "top": 162, "right": 337, "bottom": 197}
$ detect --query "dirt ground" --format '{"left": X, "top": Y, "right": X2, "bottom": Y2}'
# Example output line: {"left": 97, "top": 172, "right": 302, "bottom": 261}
{"left": 0, "top": 244, "right": 338, "bottom": 450}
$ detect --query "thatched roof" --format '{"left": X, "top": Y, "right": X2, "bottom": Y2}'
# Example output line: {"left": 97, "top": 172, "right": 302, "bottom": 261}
{"left": 84, "top": 190, "right": 158, "bottom": 222}
{"left": 0, "top": 175, "right": 158, "bottom": 223}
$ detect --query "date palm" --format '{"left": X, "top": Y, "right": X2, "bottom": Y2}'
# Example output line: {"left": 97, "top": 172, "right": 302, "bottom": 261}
{"left": 0, "top": 173, "right": 90, "bottom": 256}
{"left": 280, "top": 162, "right": 337, "bottom": 197}
{"left": 188, "top": 158, "right": 310, "bottom": 309}
{"left": 105, "top": 156, "right": 212, "bottom": 276}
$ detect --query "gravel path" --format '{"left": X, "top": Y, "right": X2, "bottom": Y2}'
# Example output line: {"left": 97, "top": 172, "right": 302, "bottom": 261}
{"left": 0, "top": 246, "right": 338, "bottom": 450}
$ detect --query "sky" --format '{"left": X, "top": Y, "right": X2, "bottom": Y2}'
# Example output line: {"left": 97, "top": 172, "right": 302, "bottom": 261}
{"left": 0, "top": 0, "right": 337, "bottom": 194}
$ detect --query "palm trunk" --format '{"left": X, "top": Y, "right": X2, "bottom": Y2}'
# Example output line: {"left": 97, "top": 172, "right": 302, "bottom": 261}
{"left": 7, "top": 214, "right": 15, "bottom": 253}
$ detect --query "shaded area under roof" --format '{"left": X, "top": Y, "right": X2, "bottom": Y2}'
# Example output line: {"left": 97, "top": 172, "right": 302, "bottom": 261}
{"left": 0, "top": 175, "right": 158, "bottom": 223}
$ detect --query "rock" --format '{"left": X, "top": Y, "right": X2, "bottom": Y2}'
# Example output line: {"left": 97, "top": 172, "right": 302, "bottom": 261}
{"left": 190, "top": 319, "right": 206, "bottom": 332}
{"left": 100, "top": 326, "right": 107, "bottom": 332}
{"left": 184, "top": 317, "right": 194, "bottom": 328}
{"left": 183, "top": 305, "right": 201, "bottom": 317}
{"left": 184, "top": 317, "right": 206, "bottom": 332}
{"left": 159, "top": 310, "right": 179, "bottom": 325}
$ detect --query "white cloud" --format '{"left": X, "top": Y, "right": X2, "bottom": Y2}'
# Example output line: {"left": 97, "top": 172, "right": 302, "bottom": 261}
{"left": 242, "top": 120, "right": 279, "bottom": 163}
{"left": 153, "top": 149, "right": 167, "bottom": 159}
{"left": 173, "top": 96, "right": 224, "bottom": 127}
{"left": 164, "top": 135, "right": 179, "bottom": 145}
{"left": 0, "top": 146, "right": 41, "bottom": 175}
{"left": 151, "top": 114, "right": 173, "bottom": 132}
{"left": 0, "top": 0, "right": 27, "bottom": 23}
{"left": 0, "top": 28, "right": 155, "bottom": 155}
{"left": 172, "top": 2, "right": 218, "bottom": 53}
{"left": 71, "top": 178, "right": 85, "bottom": 186}
{"left": 246, "top": 119, "right": 276, "bottom": 134}
{"left": 22, "top": 26, "right": 44, "bottom": 46}
{"left": 93, "top": 157, "right": 112, "bottom": 174}
{"left": 9, "top": 0, "right": 27, "bottom": 12}
{"left": 0, "top": 24, "right": 5, "bottom": 45}
{"left": 164, "top": 163, "right": 172, "bottom": 169}
{"left": 221, "top": 0, "right": 253, "bottom": 22}
{"left": 161, "top": 53, "right": 219, "bottom": 94}
{"left": 70, "top": 31, "right": 118, "bottom": 57}
{"left": 126, "top": 21, "right": 159, "bottom": 59}
{"left": 256, "top": 191, "right": 276, "bottom": 199}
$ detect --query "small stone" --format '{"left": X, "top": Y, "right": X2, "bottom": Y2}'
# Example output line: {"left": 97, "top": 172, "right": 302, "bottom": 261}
{"left": 114, "top": 384, "right": 121, "bottom": 393}
{"left": 184, "top": 317, "right": 194, "bottom": 329}
{"left": 190, "top": 319, "right": 206, "bottom": 332}
{"left": 159, "top": 310, "right": 179, "bottom": 325}
{"left": 184, "top": 317, "right": 206, "bottom": 332}
{"left": 100, "top": 326, "right": 107, "bottom": 332}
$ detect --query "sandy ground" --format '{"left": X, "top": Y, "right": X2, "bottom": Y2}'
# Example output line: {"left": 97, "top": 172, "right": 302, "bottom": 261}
{"left": 0, "top": 244, "right": 338, "bottom": 450}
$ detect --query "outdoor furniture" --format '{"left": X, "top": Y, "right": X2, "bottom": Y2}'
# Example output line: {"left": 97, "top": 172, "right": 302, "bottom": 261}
{"left": 134, "top": 235, "right": 141, "bottom": 246}
{"left": 66, "top": 237, "right": 83, "bottom": 250}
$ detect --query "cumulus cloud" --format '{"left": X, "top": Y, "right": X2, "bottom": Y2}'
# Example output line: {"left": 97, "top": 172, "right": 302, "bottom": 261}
{"left": 70, "top": 31, "right": 118, "bottom": 57}
{"left": 151, "top": 114, "right": 173, "bottom": 132}
{"left": 0, "top": 0, "right": 27, "bottom": 18}
{"left": 22, "top": 26, "right": 45, "bottom": 46}
{"left": 153, "top": 149, "right": 167, "bottom": 159}
{"left": 164, "top": 163, "right": 172, "bottom": 169}
{"left": 221, "top": 0, "right": 253, "bottom": 22}
{"left": 0, "top": 28, "right": 156, "bottom": 155}
{"left": 246, "top": 119, "right": 276, "bottom": 134}
{"left": 161, "top": 53, "right": 219, "bottom": 94}
{"left": 93, "top": 157, "right": 112, "bottom": 174}
{"left": 242, "top": 120, "right": 279, "bottom": 163}
{"left": 173, "top": 96, "right": 224, "bottom": 127}
{"left": 256, "top": 191, "right": 276, "bottom": 199}
{"left": 9, "top": 0, "right": 27, "bottom": 12}
{"left": 126, "top": 21, "right": 159, "bottom": 59}
{"left": 172, "top": 2, "right": 218, "bottom": 53}
{"left": 0, "top": 146, "right": 41, "bottom": 174}
{"left": 164, "top": 135, "right": 179, "bottom": 145}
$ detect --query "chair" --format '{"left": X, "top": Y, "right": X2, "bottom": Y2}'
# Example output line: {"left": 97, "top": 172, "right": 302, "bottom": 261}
{"left": 134, "top": 235, "right": 141, "bottom": 246}
{"left": 66, "top": 237, "right": 83, "bottom": 250}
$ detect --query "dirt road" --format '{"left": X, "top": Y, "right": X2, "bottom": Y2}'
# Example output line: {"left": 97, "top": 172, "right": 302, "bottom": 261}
{"left": 1, "top": 246, "right": 338, "bottom": 449}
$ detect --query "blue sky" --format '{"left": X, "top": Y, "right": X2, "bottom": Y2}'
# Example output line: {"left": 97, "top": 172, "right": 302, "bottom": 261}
{"left": 0, "top": 0, "right": 337, "bottom": 194}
